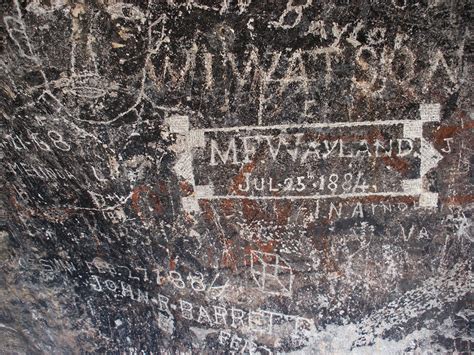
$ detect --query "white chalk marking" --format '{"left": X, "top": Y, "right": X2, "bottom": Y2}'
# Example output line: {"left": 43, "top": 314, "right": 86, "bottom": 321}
{"left": 194, "top": 185, "right": 214, "bottom": 197}
{"left": 197, "top": 117, "right": 440, "bottom": 134}
{"left": 177, "top": 104, "right": 443, "bottom": 210}
{"left": 189, "top": 130, "right": 206, "bottom": 148}
{"left": 419, "top": 103, "right": 441, "bottom": 122}
{"left": 403, "top": 121, "right": 423, "bottom": 139}
{"left": 174, "top": 154, "right": 194, "bottom": 182}
{"left": 419, "top": 192, "right": 439, "bottom": 208}
{"left": 167, "top": 115, "right": 190, "bottom": 134}
{"left": 420, "top": 138, "right": 443, "bottom": 177}
{"left": 402, "top": 178, "right": 422, "bottom": 193}
{"left": 199, "top": 191, "right": 413, "bottom": 200}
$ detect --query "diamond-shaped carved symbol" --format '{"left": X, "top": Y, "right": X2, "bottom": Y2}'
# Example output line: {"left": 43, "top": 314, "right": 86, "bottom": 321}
{"left": 250, "top": 250, "right": 294, "bottom": 297}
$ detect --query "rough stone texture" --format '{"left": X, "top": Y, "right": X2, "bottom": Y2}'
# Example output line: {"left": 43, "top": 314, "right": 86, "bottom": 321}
{"left": 0, "top": 0, "right": 472, "bottom": 353}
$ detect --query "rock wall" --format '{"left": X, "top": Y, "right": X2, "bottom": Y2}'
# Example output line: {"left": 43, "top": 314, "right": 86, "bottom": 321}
{"left": 1, "top": 0, "right": 472, "bottom": 353}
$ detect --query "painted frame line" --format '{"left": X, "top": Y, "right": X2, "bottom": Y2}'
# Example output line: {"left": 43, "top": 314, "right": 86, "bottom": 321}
{"left": 200, "top": 191, "right": 414, "bottom": 200}
{"left": 198, "top": 118, "right": 437, "bottom": 133}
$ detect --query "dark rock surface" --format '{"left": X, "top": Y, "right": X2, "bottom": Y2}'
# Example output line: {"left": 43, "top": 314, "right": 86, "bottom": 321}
{"left": 0, "top": 0, "right": 472, "bottom": 353}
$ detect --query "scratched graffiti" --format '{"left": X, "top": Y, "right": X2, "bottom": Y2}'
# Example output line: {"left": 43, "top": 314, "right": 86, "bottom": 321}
{"left": 0, "top": 0, "right": 472, "bottom": 353}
